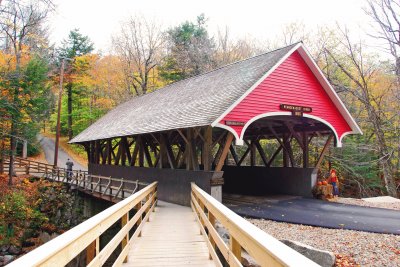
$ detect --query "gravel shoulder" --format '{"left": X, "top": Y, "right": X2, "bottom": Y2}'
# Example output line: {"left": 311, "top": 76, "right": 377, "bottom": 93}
{"left": 329, "top": 197, "right": 400, "bottom": 211}
{"left": 248, "top": 197, "right": 400, "bottom": 266}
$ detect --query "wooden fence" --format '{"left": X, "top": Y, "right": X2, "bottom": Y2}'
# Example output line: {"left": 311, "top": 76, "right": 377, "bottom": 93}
{"left": 4, "top": 157, "right": 148, "bottom": 202}
{"left": 8, "top": 182, "right": 158, "bottom": 267}
{"left": 191, "top": 183, "right": 320, "bottom": 267}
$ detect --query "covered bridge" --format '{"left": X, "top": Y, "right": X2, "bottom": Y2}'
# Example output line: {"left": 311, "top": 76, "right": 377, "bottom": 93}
{"left": 70, "top": 43, "right": 361, "bottom": 206}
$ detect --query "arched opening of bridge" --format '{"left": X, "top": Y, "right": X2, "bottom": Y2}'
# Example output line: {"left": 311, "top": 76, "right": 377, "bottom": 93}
{"left": 221, "top": 114, "right": 336, "bottom": 198}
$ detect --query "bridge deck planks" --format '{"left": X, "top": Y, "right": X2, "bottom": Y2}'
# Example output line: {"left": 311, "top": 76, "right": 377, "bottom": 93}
{"left": 122, "top": 201, "right": 216, "bottom": 267}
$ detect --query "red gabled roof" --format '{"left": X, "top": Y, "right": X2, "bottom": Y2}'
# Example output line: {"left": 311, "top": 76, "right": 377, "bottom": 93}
{"left": 212, "top": 43, "right": 362, "bottom": 147}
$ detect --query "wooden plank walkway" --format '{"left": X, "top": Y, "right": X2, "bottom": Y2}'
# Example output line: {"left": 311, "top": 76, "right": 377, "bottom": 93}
{"left": 122, "top": 201, "right": 216, "bottom": 267}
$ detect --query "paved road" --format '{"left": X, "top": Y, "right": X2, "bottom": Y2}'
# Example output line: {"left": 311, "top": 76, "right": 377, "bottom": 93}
{"left": 225, "top": 196, "right": 400, "bottom": 235}
{"left": 38, "top": 134, "right": 87, "bottom": 171}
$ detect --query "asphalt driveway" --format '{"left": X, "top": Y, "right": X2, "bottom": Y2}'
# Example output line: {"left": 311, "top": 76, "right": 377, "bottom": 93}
{"left": 225, "top": 195, "right": 400, "bottom": 235}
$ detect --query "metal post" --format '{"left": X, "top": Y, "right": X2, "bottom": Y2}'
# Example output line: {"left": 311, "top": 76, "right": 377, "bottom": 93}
{"left": 54, "top": 59, "right": 65, "bottom": 167}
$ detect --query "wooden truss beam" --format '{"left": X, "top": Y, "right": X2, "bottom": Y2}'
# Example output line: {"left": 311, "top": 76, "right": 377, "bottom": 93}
{"left": 316, "top": 134, "right": 334, "bottom": 169}
{"left": 237, "top": 147, "right": 251, "bottom": 166}
{"left": 254, "top": 140, "right": 268, "bottom": 167}
{"left": 267, "top": 145, "right": 282, "bottom": 167}
{"left": 215, "top": 133, "right": 234, "bottom": 171}
{"left": 229, "top": 145, "right": 239, "bottom": 166}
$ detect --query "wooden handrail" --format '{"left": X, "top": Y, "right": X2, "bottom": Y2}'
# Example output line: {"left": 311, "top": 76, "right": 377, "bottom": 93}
{"left": 8, "top": 182, "right": 158, "bottom": 267}
{"left": 191, "top": 183, "right": 321, "bottom": 267}
{"left": 4, "top": 157, "right": 146, "bottom": 200}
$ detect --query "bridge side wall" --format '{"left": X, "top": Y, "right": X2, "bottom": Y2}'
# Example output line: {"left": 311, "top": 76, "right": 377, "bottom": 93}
{"left": 89, "top": 164, "right": 221, "bottom": 206}
{"left": 222, "top": 166, "right": 317, "bottom": 197}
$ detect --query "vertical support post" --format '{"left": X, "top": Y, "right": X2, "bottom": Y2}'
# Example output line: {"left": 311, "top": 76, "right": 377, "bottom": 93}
{"left": 303, "top": 132, "right": 309, "bottom": 168}
{"left": 198, "top": 201, "right": 205, "bottom": 234}
{"left": 153, "top": 186, "right": 157, "bottom": 210}
{"left": 121, "top": 213, "right": 129, "bottom": 263}
{"left": 99, "top": 177, "right": 102, "bottom": 194}
{"left": 250, "top": 140, "right": 256, "bottom": 166}
{"left": 202, "top": 126, "right": 212, "bottom": 171}
{"left": 95, "top": 140, "right": 101, "bottom": 164}
{"left": 186, "top": 129, "right": 193, "bottom": 170}
{"left": 107, "top": 139, "right": 112, "bottom": 165}
{"left": 283, "top": 135, "right": 290, "bottom": 167}
{"left": 25, "top": 163, "right": 29, "bottom": 174}
{"left": 159, "top": 134, "right": 168, "bottom": 168}
{"left": 230, "top": 236, "right": 242, "bottom": 263}
{"left": 120, "top": 138, "right": 126, "bottom": 166}
{"left": 145, "top": 194, "right": 151, "bottom": 222}
{"left": 208, "top": 212, "right": 216, "bottom": 259}
{"left": 86, "top": 237, "right": 99, "bottom": 265}
{"left": 135, "top": 201, "right": 142, "bottom": 237}
{"left": 138, "top": 138, "right": 144, "bottom": 167}
{"left": 185, "top": 128, "right": 199, "bottom": 170}
{"left": 121, "top": 179, "right": 125, "bottom": 199}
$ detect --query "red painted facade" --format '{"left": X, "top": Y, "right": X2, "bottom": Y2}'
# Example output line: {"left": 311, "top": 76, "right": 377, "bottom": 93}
{"left": 219, "top": 51, "right": 352, "bottom": 142}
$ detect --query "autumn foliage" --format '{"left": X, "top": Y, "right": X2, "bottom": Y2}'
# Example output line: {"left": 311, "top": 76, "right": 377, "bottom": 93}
{"left": 0, "top": 174, "right": 83, "bottom": 251}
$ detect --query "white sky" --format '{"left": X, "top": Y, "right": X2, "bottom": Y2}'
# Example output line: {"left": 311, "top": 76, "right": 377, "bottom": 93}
{"left": 48, "top": 0, "right": 373, "bottom": 53}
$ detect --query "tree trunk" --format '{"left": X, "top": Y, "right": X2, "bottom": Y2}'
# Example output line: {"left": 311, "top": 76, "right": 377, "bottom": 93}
{"left": 0, "top": 139, "right": 4, "bottom": 174}
{"left": 367, "top": 106, "right": 397, "bottom": 197}
{"left": 9, "top": 48, "right": 21, "bottom": 186}
{"left": 8, "top": 125, "right": 16, "bottom": 186}
{"left": 67, "top": 83, "right": 73, "bottom": 140}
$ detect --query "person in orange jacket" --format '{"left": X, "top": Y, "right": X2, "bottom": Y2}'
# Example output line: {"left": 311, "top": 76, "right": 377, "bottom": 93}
{"left": 330, "top": 169, "right": 339, "bottom": 197}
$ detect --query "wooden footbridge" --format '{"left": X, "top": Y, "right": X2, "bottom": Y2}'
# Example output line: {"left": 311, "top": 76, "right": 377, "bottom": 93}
{"left": 5, "top": 158, "right": 320, "bottom": 267}
{"left": 4, "top": 157, "right": 148, "bottom": 202}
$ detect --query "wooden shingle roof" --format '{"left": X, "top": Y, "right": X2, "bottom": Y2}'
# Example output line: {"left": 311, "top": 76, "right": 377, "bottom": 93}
{"left": 70, "top": 44, "right": 299, "bottom": 143}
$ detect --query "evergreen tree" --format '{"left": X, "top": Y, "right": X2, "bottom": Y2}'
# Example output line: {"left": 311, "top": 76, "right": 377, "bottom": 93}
{"left": 58, "top": 29, "right": 94, "bottom": 140}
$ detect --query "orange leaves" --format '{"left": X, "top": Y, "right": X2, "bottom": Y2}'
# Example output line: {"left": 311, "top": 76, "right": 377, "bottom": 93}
{"left": 335, "top": 254, "right": 360, "bottom": 267}
{"left": 94, "top": 97, "right": 114, "bottom": 109}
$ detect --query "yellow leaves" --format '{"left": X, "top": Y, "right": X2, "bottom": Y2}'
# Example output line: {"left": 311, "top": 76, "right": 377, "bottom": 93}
{"left": 94, "top": 97, "right": 114, "bottom": 109}
{"left": 0, "top": 49, "right": 31, "bottom": 72}
{"left": 73, "top": 54, "right": 99, "bottom": 74}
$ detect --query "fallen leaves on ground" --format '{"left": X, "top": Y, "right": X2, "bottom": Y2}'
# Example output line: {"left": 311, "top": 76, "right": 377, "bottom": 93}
{"left": 335, "top": 254, "right": 360, "bottom": 267}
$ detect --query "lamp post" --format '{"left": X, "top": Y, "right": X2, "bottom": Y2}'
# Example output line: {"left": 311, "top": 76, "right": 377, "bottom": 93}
{"left": 54, "top": 57, "right": 72, "bottom": 167}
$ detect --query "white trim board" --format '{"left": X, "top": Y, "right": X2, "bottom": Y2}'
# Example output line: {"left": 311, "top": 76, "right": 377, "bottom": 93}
{"left": 215, "top": 112, "right": 343, "bottom": 147}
